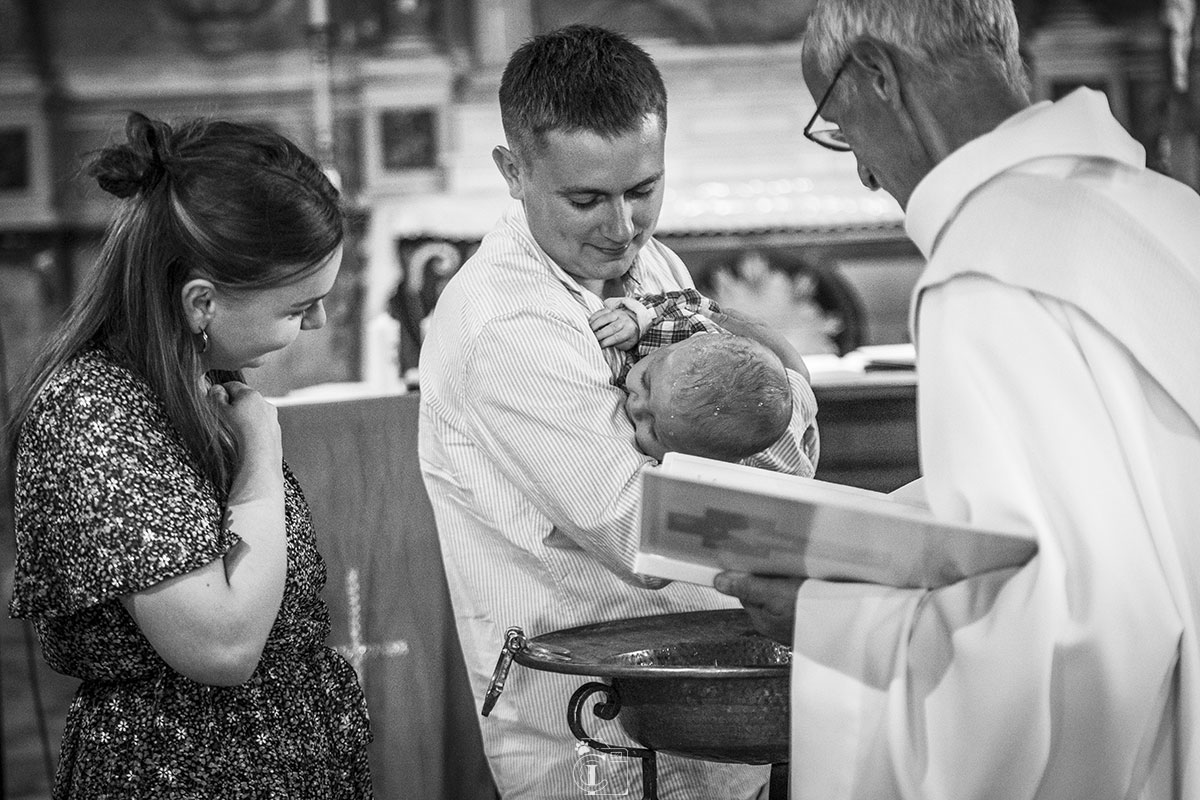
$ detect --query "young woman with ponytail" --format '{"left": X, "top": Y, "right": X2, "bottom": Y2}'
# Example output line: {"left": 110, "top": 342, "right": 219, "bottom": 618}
{"left": 5, "top": 112, "right": 372, "bottom": 798}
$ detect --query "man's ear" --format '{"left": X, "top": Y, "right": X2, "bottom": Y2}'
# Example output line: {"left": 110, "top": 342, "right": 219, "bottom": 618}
{"left": 847, "top": 37, "right": 906, "bottom": 112}
{"left": 181, "top": 278, "right": 216, "bottom": 334}
{"left": 848, "top": 35, "right": 949, "bottom": 163}
{"left": 492, "top": 145, "right": 525, "bottom": 201}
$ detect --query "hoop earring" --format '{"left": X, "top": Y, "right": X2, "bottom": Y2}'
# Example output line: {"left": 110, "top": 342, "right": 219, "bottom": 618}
{"left": 197, "top": 329, "right": 209, "bottom": 353}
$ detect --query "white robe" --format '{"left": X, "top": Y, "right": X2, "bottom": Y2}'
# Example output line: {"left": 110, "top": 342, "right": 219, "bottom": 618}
{"left": 789, "top": 88, "right": 1200, "bottom": 799}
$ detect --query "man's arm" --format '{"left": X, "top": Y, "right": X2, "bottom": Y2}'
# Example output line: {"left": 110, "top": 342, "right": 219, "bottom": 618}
{"left": 707, "top": 306, "right": 810, "bottom": 381}
{"left": 458, "top": 305, "right": 665, "bottom": 584}
{"left": 771, "top": 279, "right": 1179, "bottom": 799}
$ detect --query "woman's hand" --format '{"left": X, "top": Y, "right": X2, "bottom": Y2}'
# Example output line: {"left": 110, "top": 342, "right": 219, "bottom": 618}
{"left": 119, "top": 380, "right": 288, "bottom": 685}
{"left": 207, "top": 381, "right": 284, "bottom": 507}
{"left": 714, "top": 570, "right": 804, "bottom": 645}
{"left": 207, "top": 381, "right": 280, "bottom": 456}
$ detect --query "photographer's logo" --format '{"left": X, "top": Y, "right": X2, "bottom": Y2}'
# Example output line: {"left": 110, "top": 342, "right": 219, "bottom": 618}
{"left": 572, "top": 747, "right": 632, "bottom": 796}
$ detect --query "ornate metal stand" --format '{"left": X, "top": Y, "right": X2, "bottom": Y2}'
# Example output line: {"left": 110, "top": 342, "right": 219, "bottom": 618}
{"left": 484, "top": 616, "right": 792, "bottom": 798}
{"left": 567, "top": 682, "right": 790, "bottom": 799}
{"left": 568, "top": 682, "right": 658, "bottom": 799}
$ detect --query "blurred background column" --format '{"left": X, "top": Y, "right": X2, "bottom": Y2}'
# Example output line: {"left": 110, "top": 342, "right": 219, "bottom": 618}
{"left": 1158, "top": 0, "right": 1199, "bottom": 188}
{"left": 471, "top": 0, "right": 533, "bottom": 69}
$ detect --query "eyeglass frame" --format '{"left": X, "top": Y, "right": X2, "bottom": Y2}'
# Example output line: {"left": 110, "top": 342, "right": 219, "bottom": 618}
{"left": 803, "top": 56, "right": 853, "bottom": 152}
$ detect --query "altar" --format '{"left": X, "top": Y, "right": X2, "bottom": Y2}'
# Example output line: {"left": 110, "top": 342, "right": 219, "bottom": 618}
{"left": 276, "top": 389, "right": 497, "bottom": 800}
{"left": 272, "top": 365, "right": 918, "bottom": 798}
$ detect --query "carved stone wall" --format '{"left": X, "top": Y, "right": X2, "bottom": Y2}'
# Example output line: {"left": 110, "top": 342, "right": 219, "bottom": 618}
{"left": 2, "top": 0, "right": 1193, "bottom": 395}
{"left": 534, "top": 0, "right": 815, "bottom": 45}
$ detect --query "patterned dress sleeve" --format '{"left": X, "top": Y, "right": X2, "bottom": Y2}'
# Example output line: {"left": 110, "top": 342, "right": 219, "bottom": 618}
{"left": 9, "top": 354, "right": 238, "bottom": 619}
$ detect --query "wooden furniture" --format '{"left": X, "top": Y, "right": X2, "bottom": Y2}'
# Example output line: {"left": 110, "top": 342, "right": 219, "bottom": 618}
{"left": 271, "top": 374, "right": 919, "bottom": 798}
{"left": 811, "top": 372, "right": 920, "bottom": 493}
{"left": 276, "top": 391, "right": 498, "bottom": 800}
{"left": 1, "top": 374, "right": 917, "bottom": 799}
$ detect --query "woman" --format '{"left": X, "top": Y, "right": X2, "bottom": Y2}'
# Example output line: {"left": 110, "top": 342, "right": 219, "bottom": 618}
{"left": 5, "top": 112, "right": 372, "bottom": 797}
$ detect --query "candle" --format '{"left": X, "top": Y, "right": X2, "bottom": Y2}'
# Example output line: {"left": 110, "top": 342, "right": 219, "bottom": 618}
{"left": 308, "top": 0, "right": 328, "bottom": 28}
{"left": 1164, "top": 0, "right": 1196, "bottom": 92}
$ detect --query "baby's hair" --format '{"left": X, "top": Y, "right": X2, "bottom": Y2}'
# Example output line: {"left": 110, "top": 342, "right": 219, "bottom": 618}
{"left": 668, "top": 334, "right": 793, "bottom": 462}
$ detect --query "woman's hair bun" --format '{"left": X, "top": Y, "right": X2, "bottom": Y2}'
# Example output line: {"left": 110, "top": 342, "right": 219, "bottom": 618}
{"left": 90, "top": 112, "right": 174, "bottom": 199}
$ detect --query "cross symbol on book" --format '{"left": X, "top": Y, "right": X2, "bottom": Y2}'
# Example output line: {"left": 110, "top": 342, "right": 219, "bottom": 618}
{"left": 668, "top": 509, "right": 777, "bottom": 556}
{"left": 334, "top": 567, "right": 409, "bottom": 690}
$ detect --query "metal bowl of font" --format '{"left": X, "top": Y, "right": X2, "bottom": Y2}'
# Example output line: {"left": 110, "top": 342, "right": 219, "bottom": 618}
{"left": 513, "top": 609, "right": 790, "bottom": 764}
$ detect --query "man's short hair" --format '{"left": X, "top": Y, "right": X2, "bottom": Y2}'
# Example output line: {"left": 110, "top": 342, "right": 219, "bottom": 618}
{"left": 499, "top": 24, "right": 668, "bottom": 158}
{"left": 669, "top": 334, "right": 793, "bottom": 462}
{"left": 803, "top": 0, "right": 1026, "bottom": 93}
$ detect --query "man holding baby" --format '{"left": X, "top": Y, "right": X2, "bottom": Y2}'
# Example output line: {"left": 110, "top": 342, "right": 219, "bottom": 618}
{"left": 417, "top": 23, "right": 818, "bottom": 800}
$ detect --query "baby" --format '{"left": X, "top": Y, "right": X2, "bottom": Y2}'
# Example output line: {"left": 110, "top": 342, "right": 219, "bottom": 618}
{"left": 589, "top": 290, "right": 798, "bottom": 464}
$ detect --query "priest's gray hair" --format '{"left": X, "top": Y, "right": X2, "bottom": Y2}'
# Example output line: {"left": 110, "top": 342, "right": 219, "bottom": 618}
{"left": 803, "top": 0, "right": 1028, "bottom": 93}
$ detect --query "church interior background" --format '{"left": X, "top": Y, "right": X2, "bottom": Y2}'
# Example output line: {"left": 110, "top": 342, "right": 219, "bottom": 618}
{"left": 1, "top": 0, "right": 1195, "bottom": 797}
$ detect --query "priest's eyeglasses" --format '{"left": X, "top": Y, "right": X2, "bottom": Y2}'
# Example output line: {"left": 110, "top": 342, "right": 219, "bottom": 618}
{"left": 803, "top": 58, "right": 853, "bottom": 152}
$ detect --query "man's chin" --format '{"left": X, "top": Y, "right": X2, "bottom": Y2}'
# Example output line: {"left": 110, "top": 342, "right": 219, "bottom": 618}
{"left": 601, "top": 250, "right": 640, "bottom": 275}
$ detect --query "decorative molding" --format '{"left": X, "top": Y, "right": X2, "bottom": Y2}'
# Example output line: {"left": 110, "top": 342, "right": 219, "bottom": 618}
{"left": 57, "top": 50, "right": 318, "bottom": 99}
{"left": 534, "top": 0, "right": 814, "bottom": 45}
{"left": 160, "top": 0, "right": 297, "bottom": 56}
{"left": 1026, "top": 0, "right": 1134, "bottom": 126}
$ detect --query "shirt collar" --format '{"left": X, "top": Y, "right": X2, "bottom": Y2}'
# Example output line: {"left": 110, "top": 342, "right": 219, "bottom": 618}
{"left": 905, "top": 88, "right": 1146, "bottom": 258}
{"left": 500, "top": 199, "right": 646, "bottom": 300}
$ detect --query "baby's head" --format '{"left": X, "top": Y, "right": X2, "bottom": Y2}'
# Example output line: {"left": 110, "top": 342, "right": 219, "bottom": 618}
{"left": 622, "top": 333, "right": 793, "bottom": 462}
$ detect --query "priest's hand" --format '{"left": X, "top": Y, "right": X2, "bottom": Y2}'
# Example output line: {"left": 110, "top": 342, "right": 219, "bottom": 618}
{"left": 713, "top": 571, "right": 804, "bottom": 645}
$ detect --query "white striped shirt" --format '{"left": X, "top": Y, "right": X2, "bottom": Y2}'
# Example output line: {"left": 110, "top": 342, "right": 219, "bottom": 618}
{"left": 418, "top": 202, "right": 818, "bottom": 798}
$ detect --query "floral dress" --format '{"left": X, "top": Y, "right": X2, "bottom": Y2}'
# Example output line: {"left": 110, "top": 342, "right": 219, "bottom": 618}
{"left": 8, "top": 347, "right": 372, "bottom": 799}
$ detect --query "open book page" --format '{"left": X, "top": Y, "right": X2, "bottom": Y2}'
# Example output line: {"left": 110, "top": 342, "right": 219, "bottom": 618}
{"left": 887, "top": 476, "right": 928, "bottom": 508}
{"left": 635, "top": 453, "right": 1037, "bottom": 588}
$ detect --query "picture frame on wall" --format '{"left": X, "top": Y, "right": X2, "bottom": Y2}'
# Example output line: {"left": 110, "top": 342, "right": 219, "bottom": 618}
{"left": 0, "top": 128, "right": 30, "bottom": 192}
{"left": 363, "top": 103, "right": 445, "bottom": 194}
{"left": 0, "top": 111, "right": 55, "bottom": 228}
{"left": 379, "top": 108, "right": 438, "bottom": 171}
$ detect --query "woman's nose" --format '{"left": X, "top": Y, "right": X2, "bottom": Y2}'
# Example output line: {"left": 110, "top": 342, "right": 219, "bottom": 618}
{"left": 301, "top": 301, "right": 327, "bottom": 330}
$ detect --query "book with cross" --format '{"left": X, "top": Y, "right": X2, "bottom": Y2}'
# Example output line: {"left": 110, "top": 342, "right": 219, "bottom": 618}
{"left": 635, "top": 452, "right": 1038, "bottom": 589}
